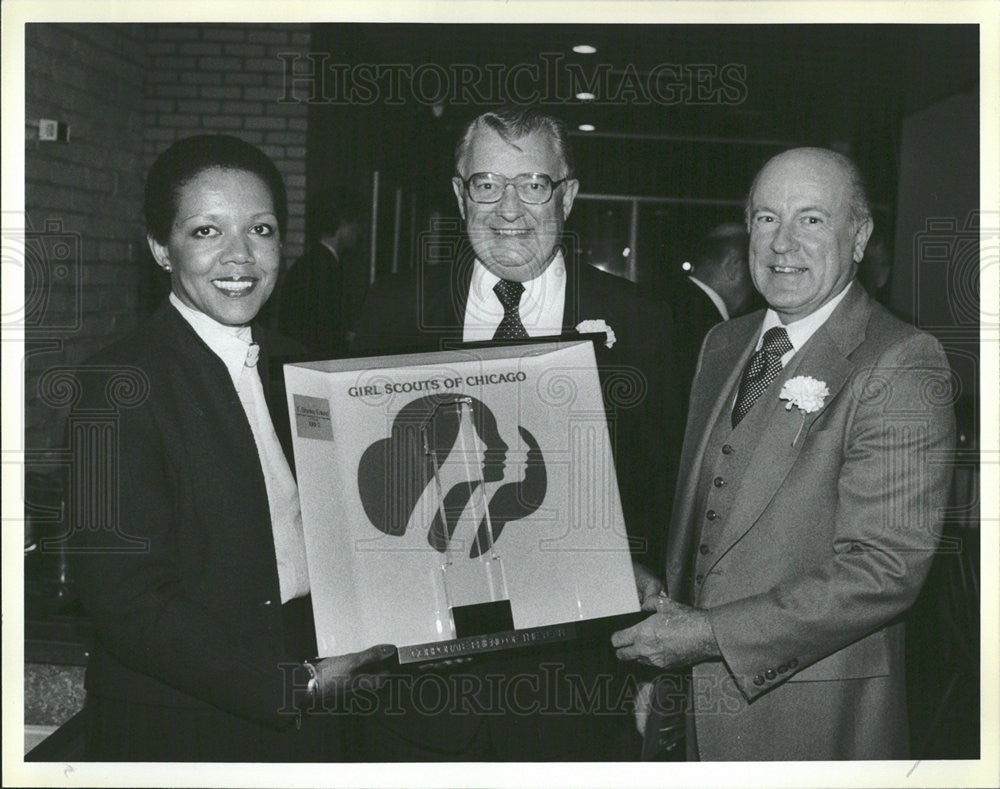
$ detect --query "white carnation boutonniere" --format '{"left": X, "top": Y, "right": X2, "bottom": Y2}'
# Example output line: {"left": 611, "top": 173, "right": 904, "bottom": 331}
{"left": 576, "top": 319, "right": 616, "bottom": 349}
{"left": 779, "top": 375, "right": 830, "bottom": 446}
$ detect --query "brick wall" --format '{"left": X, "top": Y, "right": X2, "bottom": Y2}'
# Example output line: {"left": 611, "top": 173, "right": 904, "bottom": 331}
{"left": 142, "top": 23, "right": 310, "bottom": 261}
{"left": 24, "top": 22, "right": 311, "bottom": 451}
{"left": 24, "top": 23, "right": 147, "bottom": 451}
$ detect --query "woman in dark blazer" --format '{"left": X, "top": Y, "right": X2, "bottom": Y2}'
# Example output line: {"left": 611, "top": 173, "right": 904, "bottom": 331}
{"left": 71, "top": 135, "right": 391, "bottom": 761}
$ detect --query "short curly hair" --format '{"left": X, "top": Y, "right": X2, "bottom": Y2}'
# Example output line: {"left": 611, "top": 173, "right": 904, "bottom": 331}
{"left": 144, "top": 134, "right": 287, "bottom": 244}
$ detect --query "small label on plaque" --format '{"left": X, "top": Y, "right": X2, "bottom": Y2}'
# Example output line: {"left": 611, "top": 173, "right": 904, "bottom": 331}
{"left": 293, "top": 394, "right": 333, "bottom": 440}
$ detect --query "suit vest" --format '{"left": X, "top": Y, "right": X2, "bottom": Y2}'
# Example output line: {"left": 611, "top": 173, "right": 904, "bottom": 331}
{"left": 682, "top": 348, "right": 809, "bottom": 604}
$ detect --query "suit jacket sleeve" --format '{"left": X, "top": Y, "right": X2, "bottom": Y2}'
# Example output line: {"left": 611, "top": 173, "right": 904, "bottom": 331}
{"left": 706, "top": 331, "right": 955, "bottom": 700}
{"left": 71, "top": 350, "right": 307, "bottom": 730}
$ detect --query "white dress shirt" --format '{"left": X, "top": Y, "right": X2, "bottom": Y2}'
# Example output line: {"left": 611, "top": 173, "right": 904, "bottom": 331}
{"left": 462, "top": 251, "right": 567, "bottom": 341}
{"left": 754, "top": 280, "right": 855, "bottom": 364}
{"left": 169, "top": 293, "right": 311, "bottom": 603}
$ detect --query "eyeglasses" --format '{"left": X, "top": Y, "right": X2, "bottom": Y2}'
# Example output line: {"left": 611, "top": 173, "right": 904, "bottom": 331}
{"left": 458, "top": 172, "right": 569, "bottom": 205}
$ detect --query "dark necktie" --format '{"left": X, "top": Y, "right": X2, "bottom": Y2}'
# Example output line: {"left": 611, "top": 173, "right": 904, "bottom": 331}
{"left": 492, "top": 279, "right": 529, "bottom": 340}
{"left": 731, "top": 326, "right": 794, "bottom": 427}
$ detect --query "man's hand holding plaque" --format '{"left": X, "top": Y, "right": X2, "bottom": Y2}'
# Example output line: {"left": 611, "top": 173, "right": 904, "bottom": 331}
{"left": 632, "top": 560, "right": 665, "bottom": 608}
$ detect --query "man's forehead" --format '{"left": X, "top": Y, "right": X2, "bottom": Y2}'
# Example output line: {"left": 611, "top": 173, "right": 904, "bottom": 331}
{"left": 752, "top": 154, "right": 852, "bottom": 210}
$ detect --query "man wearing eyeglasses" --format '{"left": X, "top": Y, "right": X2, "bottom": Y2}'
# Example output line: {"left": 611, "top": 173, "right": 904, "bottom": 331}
{"left": 353, "top": 106, "right": 681, "bottom": 761}
{"left": 450, "top": 115, "right": 579, "bottom": 339}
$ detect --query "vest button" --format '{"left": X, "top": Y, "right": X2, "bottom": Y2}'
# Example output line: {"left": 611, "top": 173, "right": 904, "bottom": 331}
{"left": 765, "top": 668, "right": 777, "bottom": 680}
{"left": 753, "top": 674, "right": 765, "bottom": 686}
{"left": 706, "top": 510, "right": 718, "bottom": 521}
{"left": 699, "top": 543, "right": 711, "bottom": 555}
{"left": 713, "top": 476, "right": 726, "bottom": 487}
{"left": 722, "top": 444, "right": 734, "bottom": 455}
{"left": 695, "top": 573, "right": 705, "bottom": 584}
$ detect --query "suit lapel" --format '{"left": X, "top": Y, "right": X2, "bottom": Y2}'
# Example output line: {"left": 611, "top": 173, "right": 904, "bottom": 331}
{"left": 704, "top": 285, "right": 873, "bottom": 572}
{"left": 446, "top": 242, "right": 475, "bottom": 333}
{"left": 158, "top": 301, "right": 237, "bottom": 404}
{"left": 252, "top": 324, "right": 299, "bottom": 472}
{"left": 665, "top": 316, "right": 758, "bottom": 584}
{"left": 684, "top": 327, "right": 754, "bottom": 468}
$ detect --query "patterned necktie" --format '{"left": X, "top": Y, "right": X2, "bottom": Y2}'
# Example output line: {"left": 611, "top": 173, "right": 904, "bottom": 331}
{"left": 731, "top": 326, "right": 794, "bottom": 427}
{"left": 492, "top": 279, "right": 529, "bottom": 340}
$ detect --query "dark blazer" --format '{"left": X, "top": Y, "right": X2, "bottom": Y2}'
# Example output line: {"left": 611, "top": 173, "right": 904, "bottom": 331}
{"left": 69, "top": 301, "right": 317, "bottom": 757}
{"left": 665, "top": 284, "right": 955, "bottom": 760}
{"left": 350, "top": 250, "right": 682, "bottom": 760}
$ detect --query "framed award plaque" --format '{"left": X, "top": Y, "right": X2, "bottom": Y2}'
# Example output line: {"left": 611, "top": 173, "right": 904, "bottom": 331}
{"left": 285, "top": 339, "right": 639, "bottom": 663}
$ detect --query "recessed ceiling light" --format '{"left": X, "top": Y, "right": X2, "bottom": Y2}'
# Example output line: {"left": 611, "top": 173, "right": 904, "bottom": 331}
{"left": 578, "top": 124, "right": 595, "bottom": 132}
{"left": 572, "top": 44, "right": 597, "bottom": 54}
{"left": 575, "top": 92, "right": 596, "bottom": 101}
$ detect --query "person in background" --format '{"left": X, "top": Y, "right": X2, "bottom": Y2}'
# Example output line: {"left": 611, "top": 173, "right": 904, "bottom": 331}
{"left": 278, "top": 187, "right": 367, "bottom": 359}
{"left": 71, "top": 135, "right": 391, "bottom": 761}
{"left": 670, "top": 222, "right": 754, "bottom": 411}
